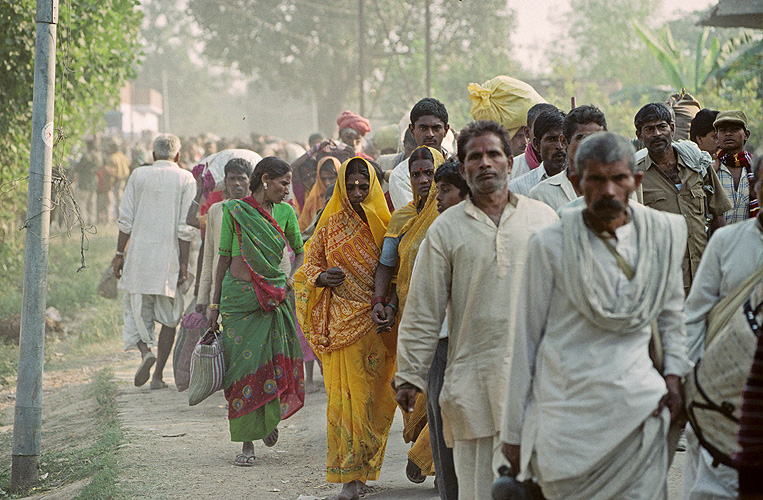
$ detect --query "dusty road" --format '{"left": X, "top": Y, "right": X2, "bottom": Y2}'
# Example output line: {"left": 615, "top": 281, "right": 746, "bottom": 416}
{"left": 114, "top": 355, "right": 440, "bottom": 500}
{"left": 112, "top": 351, "right": 687, "bottom": 500}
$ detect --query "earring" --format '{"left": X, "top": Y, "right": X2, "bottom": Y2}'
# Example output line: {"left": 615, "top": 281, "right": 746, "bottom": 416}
{"left": 263, "top": 182, "right": 268, "bottom": 190}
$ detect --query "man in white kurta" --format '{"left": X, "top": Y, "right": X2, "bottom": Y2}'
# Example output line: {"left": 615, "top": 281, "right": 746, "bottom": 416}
{"left": 681, "top": 172, "right": 763, "bottom": 499}
{"left": 113, "top": 133, "right": 197, "bottom": 389}
{"left": 503, "top": 132, "right": 691, "bottom": 500}
{"left": 395, "top": 120, "right": 558, "bottom": 500}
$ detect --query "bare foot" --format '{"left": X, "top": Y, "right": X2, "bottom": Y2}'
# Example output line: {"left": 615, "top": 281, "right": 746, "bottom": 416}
{"left": 337, "top": 480, "right": 361, "bottom": 500}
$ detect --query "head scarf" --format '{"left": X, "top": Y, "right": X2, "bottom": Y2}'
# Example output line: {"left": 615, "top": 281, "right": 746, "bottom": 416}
{"left": 389, "top": 146, "right": 445, "bottom": 313}
{"left": 337, "top": 110, "right": 372, "bottom": 136}
{"left": 385, "top": 146, "right": 445, "bottom": 239}
{"left": 298, "top": 156, "right": 341, "bottom": 231}
{"left": 313, "top": 156, "right": 390, "bottom": 249}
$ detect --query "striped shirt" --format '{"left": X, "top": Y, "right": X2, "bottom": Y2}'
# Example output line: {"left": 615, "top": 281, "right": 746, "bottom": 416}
{"left": 508, "top": 162, "right": 547, "bottom": 196}
{"left": 718, "top": 164, "right": 752, "bottom": 224}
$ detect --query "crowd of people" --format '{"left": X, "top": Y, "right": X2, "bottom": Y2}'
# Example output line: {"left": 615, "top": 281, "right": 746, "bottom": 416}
{"left": 99, "top": 75, "right": 763, "bottom": 500}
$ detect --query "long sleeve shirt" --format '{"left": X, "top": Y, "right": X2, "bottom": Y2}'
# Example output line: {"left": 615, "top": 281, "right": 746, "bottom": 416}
{"left": 197, "top": 201, "right": 224, "bottom": 306}
{"left": 503, "top": 215, "right": 689, "bottom": 482}
{"left": 117, "top": 160, "right": 198, "bottom": 297}
{"left": 684, "top": 217, "right": 763, "bottom": 363}
{"left": 395, "top": 194, "right": 558, "bottom": 445}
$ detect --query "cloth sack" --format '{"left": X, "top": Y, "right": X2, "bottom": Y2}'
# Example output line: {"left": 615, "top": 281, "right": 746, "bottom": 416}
{"left": 467, "top": 75, "right": 545, "bottom": 137}
{"left": 666, "top": 90, "right": 701, "bottom": 141}
{"left": 173, "top": 299, "right": 206, "bottom": 392}
{"left": 188, "top": 328, "right": 226, "bottom": 406}
{"left": 98, "top": 265, "right": 118, "bottom": 300}
{"left": 684, "top": 281, "right": 763, "bottom": 467}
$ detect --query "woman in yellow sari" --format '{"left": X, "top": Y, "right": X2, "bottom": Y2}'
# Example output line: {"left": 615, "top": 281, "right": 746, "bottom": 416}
{"left": 294, "top": 157, "right": 395, "bottom": 500}
{"left": 371, "top": 145, "right": 443, "bottom": 483}
{"left": 297, "top": 156, "right": 340, "bottom": 231}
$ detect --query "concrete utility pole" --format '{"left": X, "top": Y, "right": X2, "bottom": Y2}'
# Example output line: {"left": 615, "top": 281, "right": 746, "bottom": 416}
{"left": 358, "top": 0, "right": 365, "bottom": 115}
{"left": 425, "top": 0, "right": 432, "bottom": 96}
{"left": 12, "top": 0, "right": 58, "bottom": 492}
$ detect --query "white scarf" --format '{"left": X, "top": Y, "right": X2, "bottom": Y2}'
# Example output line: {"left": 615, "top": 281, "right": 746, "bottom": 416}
{"left": 560, "top": 202, "right": 686, "bottom": 333}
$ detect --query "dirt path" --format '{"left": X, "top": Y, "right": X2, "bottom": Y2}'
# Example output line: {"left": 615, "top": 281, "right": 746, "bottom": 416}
{"left": 113, "top": 356, "right": 439, "bottom": 500}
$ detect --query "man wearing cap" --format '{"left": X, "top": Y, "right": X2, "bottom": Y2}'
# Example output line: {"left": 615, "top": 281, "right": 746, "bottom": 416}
{"left": 714, "top": 110, "right": 757, "bottom": 224}
{"left": 635, "top": 102, "right": 731, "bottom": 296}
{"left": 336, "top": 110, "right": 373, "bottom": 160}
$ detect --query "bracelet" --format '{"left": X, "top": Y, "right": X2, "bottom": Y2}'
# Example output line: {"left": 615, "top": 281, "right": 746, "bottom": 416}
{"left": 371, "top": 296, "right": 386, "bottom": 307}
{"left": 191, "top": 199, "right": 201, "bottom": 206}
{"left": 115, "top": 250, "right": 125, "bottom": 257}
{"left": 208, "top": 303, "right": 220, "bottom": 311}
{"left": 386, "top": 303, "right": 397, "bottom": 313}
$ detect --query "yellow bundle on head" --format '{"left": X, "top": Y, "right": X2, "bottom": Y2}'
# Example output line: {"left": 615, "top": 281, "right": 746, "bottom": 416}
{"left": 468, "top": 75, "right": 546, "bottom": 137}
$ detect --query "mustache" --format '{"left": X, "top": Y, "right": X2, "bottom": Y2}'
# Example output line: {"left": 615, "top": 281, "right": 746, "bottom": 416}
{"left": 591, "top": 198, "right": 626, "bottom": 213}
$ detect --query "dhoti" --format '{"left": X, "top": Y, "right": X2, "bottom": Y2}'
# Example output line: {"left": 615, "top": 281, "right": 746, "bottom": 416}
{"left": 535, "top": 410, "right": 670, "bottom": 500}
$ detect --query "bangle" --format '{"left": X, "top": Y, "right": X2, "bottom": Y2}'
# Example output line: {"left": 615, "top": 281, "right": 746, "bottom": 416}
{"left": 115, "top": 250, "right": 125, "bottom": 257}
{"left": 386, "top": 303, "right": 397, "bottom": 314}
{"left": 371, "top": 296, "right": 386, "bottom": 307}
{"left": 191, "top": 199, "right": 200, "bottom": 206}
{"left": 208, "top": 303, "right": 220, "bottom": 311}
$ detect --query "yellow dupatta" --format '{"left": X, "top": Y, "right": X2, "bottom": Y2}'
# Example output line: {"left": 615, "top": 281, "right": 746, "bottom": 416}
{"left": 389, "top": 146, "right": 444, "bottom": 313}
{"left": 297, "top": 156, "right": 341, "bottom": 231}
{"left": 294, "top": 157, "right": 390, "bottom": 353}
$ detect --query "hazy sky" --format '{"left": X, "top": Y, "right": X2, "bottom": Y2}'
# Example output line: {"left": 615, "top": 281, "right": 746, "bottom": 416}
{"left": 512, "top": 0, "right": 718, "bottom": 73}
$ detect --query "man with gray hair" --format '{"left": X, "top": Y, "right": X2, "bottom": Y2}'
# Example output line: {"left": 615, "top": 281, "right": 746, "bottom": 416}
{"left": 113, "top": 133, "right": 198, "bottom": 389}
{"left": 502, "top": 132, "right": 691, "bottom": 499}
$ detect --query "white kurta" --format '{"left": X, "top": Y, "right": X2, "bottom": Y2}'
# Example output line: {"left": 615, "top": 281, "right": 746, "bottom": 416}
{"left": 117, "top": 160, "right": 198, "bottom": 298}
{"left": 395, "top": 194, "right": 558, "bottom": 445}
{"left": 528, "top": 169, "right": 577, "bottom": 211}
{"left": 509, "top": 152, "right": 530, "bottom": 180}
{"left": 684, "top": 217, "right": 763, "bottom": 363}
{"left": 388, "top": 158, "right": 413, "bottom": 210}
{"left": 503, "top": 210, "right": 689, "bottom": 483}
{"left": 508, "top": 163, "right": 547, "bottom": 196}
{"left": 197, "top": 201, "right": 224, "bottom": 306}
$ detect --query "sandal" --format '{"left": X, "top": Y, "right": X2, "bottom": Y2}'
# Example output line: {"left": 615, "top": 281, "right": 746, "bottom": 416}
{"left": 405, "top": 459, "right": 426, "bottom": 484}
{"left": 263, "top": 428, "right": 279, "bottom": 447}
{"left": 234, "top": 453, "right": 255, "bottom": 467}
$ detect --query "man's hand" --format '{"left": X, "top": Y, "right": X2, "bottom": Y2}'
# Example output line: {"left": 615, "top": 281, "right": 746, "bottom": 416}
{"left": 395, "top": 383, "right": 419, "bottom": 413}
{"left": 112, "top": 254, "right": 124, "bottom": 279}
{"left": 502, "top": 443, "right": 520, "bottom": 477}
{"left": 654, "top": 374, "right": 684, "bottom": 423}
{"left": 177, "top": 263, "right": 188, "bottom": 287}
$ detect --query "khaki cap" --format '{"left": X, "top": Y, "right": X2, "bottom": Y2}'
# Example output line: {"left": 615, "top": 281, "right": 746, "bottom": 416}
{"left": 714, "top": 110, "right": 748, "bottom": 129}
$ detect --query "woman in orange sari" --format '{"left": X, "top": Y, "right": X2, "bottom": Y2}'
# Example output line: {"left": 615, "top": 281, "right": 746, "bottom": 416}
{"left": 295, "top": 157, "right": 396, "bottom": 500}
{"left": 372, "top": 146, "right": 443, "bottom": 483}
{"left": 297, "top": 156, "right": 340, "bottom": 231}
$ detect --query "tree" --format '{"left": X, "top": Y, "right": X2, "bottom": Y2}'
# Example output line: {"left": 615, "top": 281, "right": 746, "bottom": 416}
{"left": 188, "top": 0, "right": 520, "bottom": 133}
{"left": 547, "top": 0, "right": 664, "bottom": 86}
{"left": 0, "top": 0, "right": 143, "bottom": 241}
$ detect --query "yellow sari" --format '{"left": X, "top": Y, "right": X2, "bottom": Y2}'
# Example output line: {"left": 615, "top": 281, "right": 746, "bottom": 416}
{"left": 390, "top": 146, "right": 444, "bottom": 477}
{"left": 294, "top": 157, "right": 397, "bottom": 484}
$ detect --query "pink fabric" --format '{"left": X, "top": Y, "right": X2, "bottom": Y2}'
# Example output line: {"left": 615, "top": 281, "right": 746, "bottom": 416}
{"left": 524, "top": 142, "right": 541, "bottom": 170}
{"left": 181, "top": 312, "right": 208, "bottom": 330}
{"left": 336, "top": 110, "right": 372, "bottom": 136}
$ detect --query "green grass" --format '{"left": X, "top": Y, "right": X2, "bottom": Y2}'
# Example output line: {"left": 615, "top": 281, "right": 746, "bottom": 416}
{"left": 0, "top": 228, "right": 121, "bottom": 386}
{"left": 0, "top": 368, "right": 124, "bottom": 499}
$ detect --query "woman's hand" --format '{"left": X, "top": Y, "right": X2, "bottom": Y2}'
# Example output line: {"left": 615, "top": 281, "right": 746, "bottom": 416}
{"left": 372, "top": 303, "right": 388, "bottom": 329}
{"left": 207, "top": 310, "right": 220, "bottom": 331}
{"left": 319, "top": 267, "right": 346, "bottom": 287}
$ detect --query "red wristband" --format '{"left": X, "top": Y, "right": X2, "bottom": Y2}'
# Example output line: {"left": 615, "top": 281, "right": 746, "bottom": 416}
{"left": 371, "top": 296, "right": 386, "bottom": 307}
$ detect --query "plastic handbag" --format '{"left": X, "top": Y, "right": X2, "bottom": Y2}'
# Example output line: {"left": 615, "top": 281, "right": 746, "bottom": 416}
{"left": 187, "top": 328, "right": 225, "bottom": 406}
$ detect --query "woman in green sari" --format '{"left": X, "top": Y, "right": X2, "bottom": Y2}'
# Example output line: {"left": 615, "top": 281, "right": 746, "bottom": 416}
{"left": 208, "top": 157, "right": 305, "bottom": 466}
